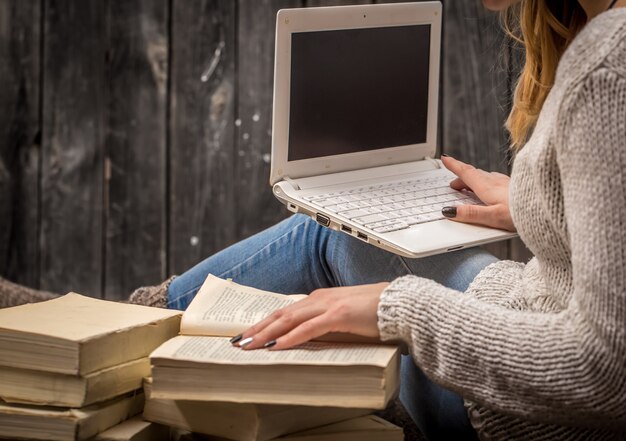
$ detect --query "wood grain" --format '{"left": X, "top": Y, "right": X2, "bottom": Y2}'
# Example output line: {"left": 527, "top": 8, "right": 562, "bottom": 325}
{"left": 441, "top": 2, "right": 511, "bottom": 259}
{"left": 234, "top": 0, "right": 302, "bottom": 241}
{"left": 104, "top": 0, "right": 168, "bottom": 299}
{"left": 307, "top": 0, "right": 372, "bottom": 5}
{"left": 40, "top": 0, "right": 106, "bottom": 296}
{"left": 0, "top": 0, "right": 41, "bottom": 286}
{"left": 169, "top": 0, "right": 237, "bottom": 275}
{"left": 441, "top": 3, "right": 510, "bottom": 172}
{"left": 0, "top": 0, "right": 535, "bottom": 292}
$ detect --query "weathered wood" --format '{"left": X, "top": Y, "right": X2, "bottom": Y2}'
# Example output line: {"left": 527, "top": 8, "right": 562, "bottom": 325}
{"left": 441, "top": 2, "right": 511, "bottom": 259}
{"left": 169, "top": 0, "right": 237, "bottom": 275}
{"left": 0, "top": 1, "right": 41, "bottom": 286}
{"left": 1, "top": 0, "right": 536, "bottom": 289}
{"left": 9, "top": 136, "right": 41, "bottom": 288}
{"left": 307, "top": 0, "right": 372, "bottom": 5}
{"left": 441, "top": 4, "right": 509, "bottom": 171}
{"left": 40, "top": 0, "right": 106, "bottom": 296}
{"left": 234, "top": 0, "right": 302, "bottom": 241}
{"left": 104, "top": 0, "right": 168, "bottom": 299}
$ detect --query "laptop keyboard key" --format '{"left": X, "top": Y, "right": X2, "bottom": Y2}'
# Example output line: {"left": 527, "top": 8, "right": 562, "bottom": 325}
{"left": 303, "top": 173, "right": 483, "bottom": 232}
{"left": 353, "top": 213, "right": 389, "bottom": 224}
{"left": 338, "top": 209, "right": 370, "bottom": 219}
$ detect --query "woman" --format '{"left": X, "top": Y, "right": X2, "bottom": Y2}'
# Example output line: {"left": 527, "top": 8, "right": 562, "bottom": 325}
{"left": 9, "top": 0, "right": 623, "bottom": 439}
{"left": 134, "top": 0, "right": 626, "bottom": 439}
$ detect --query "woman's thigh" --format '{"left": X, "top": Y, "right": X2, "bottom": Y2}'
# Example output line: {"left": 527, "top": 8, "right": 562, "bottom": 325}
{"left": 168, "top": 214, "right": 496, "bottom": 308}
{"left": 168, "top": 214, "right": 339, "bottom": 309}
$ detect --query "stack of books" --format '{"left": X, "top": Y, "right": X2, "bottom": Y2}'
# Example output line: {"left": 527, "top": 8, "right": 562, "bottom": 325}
{"left": 144, "top": 276, "right": 405, "bottom": 441}
{"left": 0, "top": 293, "right": 181, "bottom": 441}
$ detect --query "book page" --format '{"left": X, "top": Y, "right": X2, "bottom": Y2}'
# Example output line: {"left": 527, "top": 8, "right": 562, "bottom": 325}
{"left": 151, "top": 336, "right": 397, "bottom": 368}
{"left": 180, "top": 275, "right": 307, "bottom": 337}
{"left": 91, "top": 416, "right": 168, "bottom": 441}
{"left": 283, "top": 415, "right": 401, "bottom": 437}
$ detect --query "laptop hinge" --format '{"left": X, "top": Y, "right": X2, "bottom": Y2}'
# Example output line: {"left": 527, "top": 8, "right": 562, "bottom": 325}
{"left": 425, "top": 156, "right": 441, "bottom": 169}
{"left": 283, "top": 176, "right": 301, "bottom": 191}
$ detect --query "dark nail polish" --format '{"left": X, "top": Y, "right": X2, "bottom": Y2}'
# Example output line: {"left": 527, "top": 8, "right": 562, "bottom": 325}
{"left": 441, "top": 153, "right": 450, "bottom": 157}
{"left": 442, "top": 206, "right": 457, "bottom": 218}
{"left": 264, "top": 340, "right": 277, "bottom": 348}
{"left": 229, "top": 334, "right": 243, "bottom": 344}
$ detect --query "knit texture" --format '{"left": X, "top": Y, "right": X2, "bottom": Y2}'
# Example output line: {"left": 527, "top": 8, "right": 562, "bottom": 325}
{"left": 0, "top": 276, "right": 58, "bottom": 309}
{"left": 128, "top": 276, "right": 175, "bottom": 308}
{"left": 378, "top": 9, "right": 626, "bottom": 440}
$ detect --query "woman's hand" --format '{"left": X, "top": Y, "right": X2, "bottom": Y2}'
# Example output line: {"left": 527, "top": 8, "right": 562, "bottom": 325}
{"left": 233, "top": 282, "right": 389, "bottom": 350}
{"left": 441, "top": 155, "right": 516, "bottom": 232}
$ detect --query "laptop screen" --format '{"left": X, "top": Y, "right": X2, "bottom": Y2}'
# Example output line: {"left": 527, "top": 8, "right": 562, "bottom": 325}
{"left": 288, "top": 24, "right": 431, "bottom": 162}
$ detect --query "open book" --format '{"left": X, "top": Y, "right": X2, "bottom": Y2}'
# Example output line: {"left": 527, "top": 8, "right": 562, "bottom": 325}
{"left": 181, "top": 274, "right": 379, "bottom": 344}
{"left": 150, "top": 275, "right": 400, "bottom": 409}
{"left": 180, "top": 275, "right": 307, "bottom": 337}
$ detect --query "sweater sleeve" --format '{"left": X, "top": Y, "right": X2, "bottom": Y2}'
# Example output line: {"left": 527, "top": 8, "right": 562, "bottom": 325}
{"left": 377, "top": 68, "right": 626, "bottom": 431}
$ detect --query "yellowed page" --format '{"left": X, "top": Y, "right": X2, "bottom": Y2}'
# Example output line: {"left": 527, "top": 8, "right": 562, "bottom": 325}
{"left": 180, "top": 275, "right": 307, "bottom": 337}
{"left": 0, "top": 357, "right": 149, "bottom": 407}
{"left": 151, "top": 336, "right": 397, "bottom": 368}
{"left": 280, "top": 415, "right": 401, "bottom": 437}
{"left": 0, "top": 293, "right": 181, "bottom": 342}
{"left": 91, "top": 416, "right": 169, "bottom": 441}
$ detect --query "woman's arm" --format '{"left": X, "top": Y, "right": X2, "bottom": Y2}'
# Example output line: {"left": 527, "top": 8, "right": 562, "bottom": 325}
{"left": 239, "top": 68, "right": 626, "bottom": 430}
{"left": 379, "top": 67, "right": 626, "bottom": 430}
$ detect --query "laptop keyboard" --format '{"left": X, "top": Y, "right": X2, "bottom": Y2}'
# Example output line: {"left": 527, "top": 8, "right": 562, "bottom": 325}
{"left": 303, "top": 175, "right": 482, "bottom": 234}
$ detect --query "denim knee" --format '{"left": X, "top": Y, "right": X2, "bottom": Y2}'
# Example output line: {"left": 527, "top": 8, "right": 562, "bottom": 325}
{"left": 400, "top": 356, "right": 478, "bottom": 441}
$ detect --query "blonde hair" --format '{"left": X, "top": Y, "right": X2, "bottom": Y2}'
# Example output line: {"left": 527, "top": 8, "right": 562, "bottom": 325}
{"left": 503, "top": 1, "right": 586, "bottom": 149}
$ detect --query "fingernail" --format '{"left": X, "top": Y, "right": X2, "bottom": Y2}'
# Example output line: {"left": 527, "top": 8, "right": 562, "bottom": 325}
{"left": 238, "top": 337, "right": 254, "bottom": 348}
{"left": 442, "top": 206, "right": 457, "bottom": 218}
{"left": 264, "top": 340, "right": 277, "bottom": 348}
{"left": 441, "top": 153, "right": 450, "bottom": 157}
{"left": 229, "top": 334, "right": 243, "bottom": 344}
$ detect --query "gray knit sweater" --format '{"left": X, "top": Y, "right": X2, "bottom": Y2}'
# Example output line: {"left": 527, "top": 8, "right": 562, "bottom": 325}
{"left": 378, "top": 9, "right": 626, "bottom": 441}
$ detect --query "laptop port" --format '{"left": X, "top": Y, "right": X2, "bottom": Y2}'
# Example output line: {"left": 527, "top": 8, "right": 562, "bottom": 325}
{"left": 315, "top": 213, "right": 330, "bottom": 227}
{"left": 357, "top": 231, "right": 368, "bottom": 241}
{"left": 341, "top": 225, "right": 352, "bottom": 234}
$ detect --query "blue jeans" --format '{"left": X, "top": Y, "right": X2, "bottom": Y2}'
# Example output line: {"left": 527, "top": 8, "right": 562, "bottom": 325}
{"left": 169, "top": 214, "right": 496, "bottom": 441}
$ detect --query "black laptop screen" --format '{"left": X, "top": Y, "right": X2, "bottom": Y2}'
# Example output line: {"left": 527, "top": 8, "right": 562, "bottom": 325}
{"left": 287, "top": 24, "right": 431, "bottom": 162}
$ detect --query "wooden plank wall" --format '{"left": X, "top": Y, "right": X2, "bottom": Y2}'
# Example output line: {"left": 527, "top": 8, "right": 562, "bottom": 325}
{"left": 41, "top": 1, "right": 106, "bottom": 297}
{"left": 169, "top": 1, "right": 238, "bottom": 278}
{"left": 0, "top": 0, "right": 530, "bottom": 299}
{"left": 105, "top": 1, "right": 169, "bottom": 299}
{"left": 0, "top": 1, "right": 42, "bottom": 289}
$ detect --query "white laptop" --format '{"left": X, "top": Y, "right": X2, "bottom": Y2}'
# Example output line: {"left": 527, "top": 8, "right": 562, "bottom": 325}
{"left": 270, "top": 1, "right": 516, "bottom": 258}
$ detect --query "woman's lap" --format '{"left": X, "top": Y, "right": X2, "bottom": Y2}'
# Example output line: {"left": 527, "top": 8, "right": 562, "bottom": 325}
{"left": 168, "top": 214, "right": 495, "bottom": 441}
{"left": 168, "top": 214, "right": 496, "bottom": 307}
